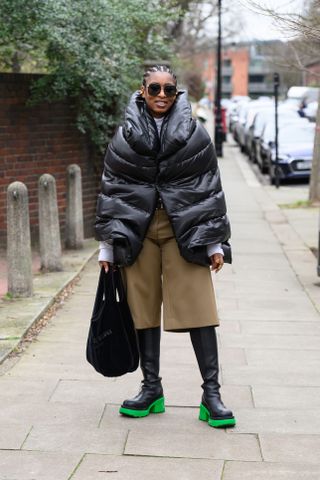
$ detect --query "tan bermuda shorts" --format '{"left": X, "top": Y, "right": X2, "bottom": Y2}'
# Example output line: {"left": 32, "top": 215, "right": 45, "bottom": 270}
{"left": 122, "top": 209, "right": 219, "bottom": 331}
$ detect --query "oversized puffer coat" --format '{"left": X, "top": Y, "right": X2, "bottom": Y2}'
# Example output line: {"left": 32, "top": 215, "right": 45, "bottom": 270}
{"left": 95, "top": 90, "right": 231, "bottom": 267}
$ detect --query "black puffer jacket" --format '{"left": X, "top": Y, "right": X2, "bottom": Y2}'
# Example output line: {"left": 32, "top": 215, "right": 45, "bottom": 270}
{"left": 95, "top": 90, "right": 231, "bottom": 267}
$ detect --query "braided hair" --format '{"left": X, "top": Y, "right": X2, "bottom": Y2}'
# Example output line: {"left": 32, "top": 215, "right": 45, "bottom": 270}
{"left": 142, "top": 65, "right": 177, "bottom": 86}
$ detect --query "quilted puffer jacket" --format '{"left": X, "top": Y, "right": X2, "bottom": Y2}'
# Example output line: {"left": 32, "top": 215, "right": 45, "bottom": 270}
{"left": 95, "top": 90, "right": 231, "bottom": 267}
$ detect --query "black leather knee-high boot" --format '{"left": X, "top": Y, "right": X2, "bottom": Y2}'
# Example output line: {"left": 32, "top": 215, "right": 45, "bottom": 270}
{"left": 119, "top": 326, "right": 165, "bottom": 417}
{"left": 190, "top": 326, "right": 236, "bottom": 428}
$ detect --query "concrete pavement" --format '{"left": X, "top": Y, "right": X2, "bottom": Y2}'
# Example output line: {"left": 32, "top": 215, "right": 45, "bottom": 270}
{"left": 0, "top": 143, "right": 320, "bottom": 479}
{"left": 0, "top": 239, "right": 98, "bottom": 364}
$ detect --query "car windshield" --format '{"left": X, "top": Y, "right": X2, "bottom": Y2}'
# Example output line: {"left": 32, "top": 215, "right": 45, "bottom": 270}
{"left": 279, "top": 125, "right": 315, "bottom": 144}
{"left": 253, "top": 111, "right": 274, "bottom": 135}
{"left": 238, "top": 103, "right": 250, "bottom": 122}
{"left": 245, "top": 108, "right": 263, "bottom": 129}
{"left": 262, "top": 118, "right": 309, "bottom": 143}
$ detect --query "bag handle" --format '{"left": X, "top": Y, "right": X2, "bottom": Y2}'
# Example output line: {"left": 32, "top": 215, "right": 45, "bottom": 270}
{"left": 91, "top": 268, "right": 106, "bottom": 317}
{"left": 100, "top": 266, "right": 124, "bottom": 304}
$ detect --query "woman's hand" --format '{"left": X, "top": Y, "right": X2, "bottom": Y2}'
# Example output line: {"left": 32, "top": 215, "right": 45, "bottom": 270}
{"left": 99, "top": 261, "right": 109, "bottom": 273}
{"left": 210, "top": 253, "right": 224, "bottom": 273}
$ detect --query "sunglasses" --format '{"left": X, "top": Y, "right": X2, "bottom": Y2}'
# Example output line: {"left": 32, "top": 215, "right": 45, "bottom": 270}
{"left": 147, "top": 83, "right": 177, "bottom": 98}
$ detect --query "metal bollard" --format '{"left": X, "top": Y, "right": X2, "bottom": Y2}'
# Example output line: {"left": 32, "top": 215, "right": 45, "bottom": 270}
{"left": 38, "top": 174, "right": 63, "bottom": 271}
{"left": 65, "top": 164, "right": 84, "bottom": 249}
{"left": 7, "top": 181, "right": 33, "bottom": 297}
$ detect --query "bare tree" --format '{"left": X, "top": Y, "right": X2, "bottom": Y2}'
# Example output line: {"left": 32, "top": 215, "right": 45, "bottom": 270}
{"left": 310, "top": 89, "right": 320, "bottom": 204}
{"left": 171, "top": 1, "right": 246, "bottom": 96}
{"left": 244, "top": 0, "right": 320, "bottom": 203}
{"left": 170, "top": 1, "right": 245, "bottom": 56}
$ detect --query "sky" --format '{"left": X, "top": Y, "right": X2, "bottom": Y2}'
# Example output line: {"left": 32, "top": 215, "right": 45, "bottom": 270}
{"left": 235, "top": 0, "right": 306, "bottom": 41}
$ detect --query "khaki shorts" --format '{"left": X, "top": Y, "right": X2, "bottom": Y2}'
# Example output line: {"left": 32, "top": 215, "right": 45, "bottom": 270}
{"left": 122, "top": 209, "right": 219, "bottom": 331}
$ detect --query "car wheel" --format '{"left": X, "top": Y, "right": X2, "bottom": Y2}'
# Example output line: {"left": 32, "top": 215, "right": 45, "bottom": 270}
{"left": 270, "top": 173, "right": 275, "bottom": 185}
{"left": 250, "top": 150, "right": 257, "bottom": 164}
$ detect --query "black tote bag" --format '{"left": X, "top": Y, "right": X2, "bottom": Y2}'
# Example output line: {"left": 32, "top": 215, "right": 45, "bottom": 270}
{"left": 86, "top": 267, "right": 139, "bottom": 377}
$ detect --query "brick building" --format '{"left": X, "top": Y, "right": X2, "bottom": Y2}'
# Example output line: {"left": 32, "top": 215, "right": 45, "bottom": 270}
{"left": 304, "top": 60, "right": 320, "bottom": 87}
{"left": 192, "top": 40, "right": 286, "bottom": 100}
{"left": 0, "top": 73, "right": 102, "bottom": 248}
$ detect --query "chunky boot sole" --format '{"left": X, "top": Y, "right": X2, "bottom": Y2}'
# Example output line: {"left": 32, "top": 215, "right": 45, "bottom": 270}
{"left": 199, "top": 403, "right": 236, "bottom": 428}
{"left": 119, "top": 396, "right": 165, "bottom": 418}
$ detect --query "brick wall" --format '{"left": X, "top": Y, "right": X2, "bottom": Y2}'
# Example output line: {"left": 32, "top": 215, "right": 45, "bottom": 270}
{"left": 228, "top": 48, "right": 249, "bottom": 97}
{"left": 191, "top": 47, "right": 250, "bottom": 100}
{"left": 0, "top": 73, "right": 103, "bottom": 248}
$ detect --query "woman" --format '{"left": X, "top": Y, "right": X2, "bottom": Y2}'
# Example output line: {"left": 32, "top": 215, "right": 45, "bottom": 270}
{"left": 95, "top": 65, "right": 235, "bottom": 428}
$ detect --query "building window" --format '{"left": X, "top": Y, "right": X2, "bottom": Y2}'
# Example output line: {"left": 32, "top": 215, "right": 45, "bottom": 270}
{"left": 223, "top": 76, "right": 231, "bottom": 84}
{"left": 249, "top": 74, "right": 265, "bottom": 83}
{"left": 223, "top": 59, "right": 231, "bottom": 67}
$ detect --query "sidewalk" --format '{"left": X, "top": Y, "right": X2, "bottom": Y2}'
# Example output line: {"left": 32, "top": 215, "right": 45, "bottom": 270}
{"left": 0, "top": 143, "right": 320, "bottom": 479}
{"left": 0, "top": 239, "right": 98, "bottom": 364}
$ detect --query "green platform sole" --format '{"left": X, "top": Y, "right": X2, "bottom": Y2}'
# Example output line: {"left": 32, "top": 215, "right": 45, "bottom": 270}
{"left": 199, "top": 403, "right": 236, "bottom": 428}
{"left": 119, "top": 396, "right": 165, "bottom": 418}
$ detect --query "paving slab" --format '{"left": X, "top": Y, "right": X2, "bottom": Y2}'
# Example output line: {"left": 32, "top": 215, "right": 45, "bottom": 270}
{"left": 22, "top": 425, "right": 128, "bottom": 455}
{"left": 245, "top": 347, "right": 320, "bottom": 366}
{"left": 0, "top": 397, "right": 104, "bottom": 426}
{"left": 0, "top": 450, "right": 81, "bottom": 480}
{"left": 252, "top": 386, "right": 320, "bottom": 409}
{"left": 231, "top": 253, "right": 291, "bottom": 271}
{"left": 228, "top": 409, "right": 320, "bottom": 435}
{"left": 223, "top": 460, "right": 320, "bottom": 480}
{"left": 218, "top": 308, "right": 320, "bottom": 321}
{"left": 222, "top": 365, "right": 320, "bottom": 387}
{"left": 237, "top": 294, "right": 317, "bottom": 313}
{"left": 125, "top": 429, "right": 262, "bottom": 461}
{"left": 0, "top": 424, "right": 31, "bottom": 449}
{"left": 100, "top": 405, "right": 200, "bottom": 432}
{"left": 259, "top": 433, "right": 320, "bottom": 464}
{"left": 71, "top": 454, "right": 224, "bottom": 480}
{"left": 220, "top": 333, "right": 320, "bottom": 350}
{"left": 231, "top": 239, "right": 283, "bottom": 254}
{"left": 218, "top": 347, "right": 247, "bottom": 366}
{"left": 239, "top": 320, "right": 320, "bottom": 335}
{"left": 48, "top": 377, "right": 139, "bottom": 405}
{"left": 0, "top": 377, "right": 58, "bottom": 401}
{"left": 3, "top": 358, "right": 100, "bottom": 380}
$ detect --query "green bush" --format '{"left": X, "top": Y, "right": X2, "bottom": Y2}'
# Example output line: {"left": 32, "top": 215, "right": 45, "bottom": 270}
{"left": 0, "top": 0, "right": 179, "bottom": 150}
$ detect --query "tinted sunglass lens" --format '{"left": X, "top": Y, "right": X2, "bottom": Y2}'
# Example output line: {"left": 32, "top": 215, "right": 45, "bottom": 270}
{"left": 164, "top": 86, "right": 176, "bottom": 97}
{"left": 148, "top": 83, "right": 161, "bottom": 96}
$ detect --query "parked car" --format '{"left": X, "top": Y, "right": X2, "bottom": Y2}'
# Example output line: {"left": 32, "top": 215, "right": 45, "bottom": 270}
{"left": 248, "top": 106, "right": 300, "bottom": 163}
{"left": 237, "top": 100, "right": 272, "bottom": 153}
{"left": 256, "top": 116, "right": 309, "bottom": 173}
{"left": 266, "top": 123, "right": 315, "bottom": 182}
{"left": 229, "top": 98, "right": 250, "bottom": 138}
{"left": 246, "top": 106, "right": 274, "bottom": 161}
{"left": 303, "top": 101, "right": 318, "bottom": 121}
{"left": 286, "top": 86, "right": 319, "bottom": 107}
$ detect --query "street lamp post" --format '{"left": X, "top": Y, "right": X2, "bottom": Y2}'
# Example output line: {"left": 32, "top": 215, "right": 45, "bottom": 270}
{"left": 214, "top": 0, "right": 223, "bottom": 158}
{"left": 274, "top": 72, "right": 280, "bottom": 188}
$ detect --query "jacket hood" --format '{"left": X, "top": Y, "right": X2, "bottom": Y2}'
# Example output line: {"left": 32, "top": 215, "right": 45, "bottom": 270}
{"left": 123, "top": 90, "right": 194, "bottom": 157}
